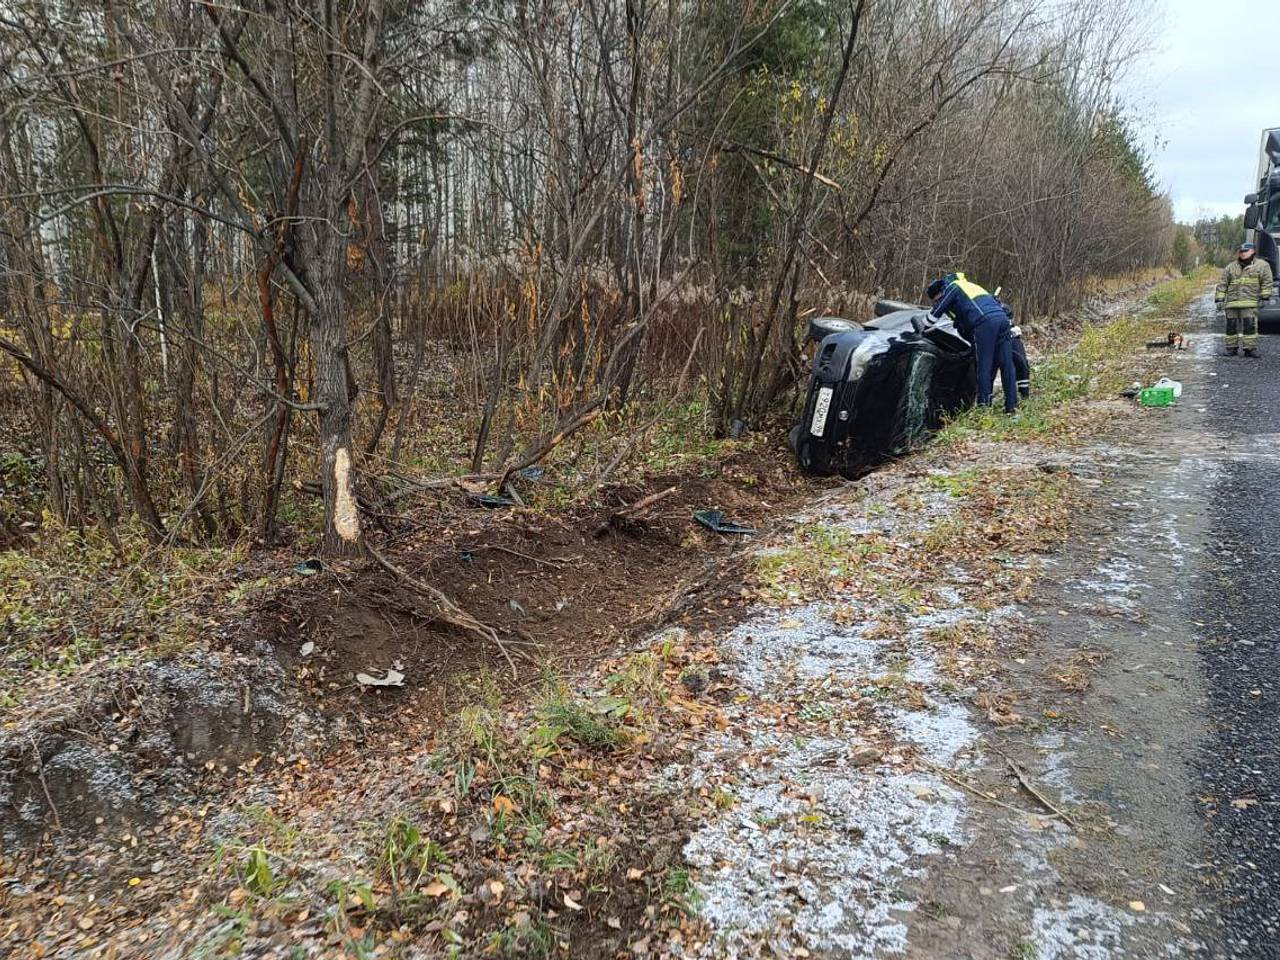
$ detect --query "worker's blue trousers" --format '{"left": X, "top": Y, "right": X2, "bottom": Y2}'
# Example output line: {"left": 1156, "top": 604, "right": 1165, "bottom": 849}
{"left": 972, "top": 311, "right": 1018, "bottom": 413}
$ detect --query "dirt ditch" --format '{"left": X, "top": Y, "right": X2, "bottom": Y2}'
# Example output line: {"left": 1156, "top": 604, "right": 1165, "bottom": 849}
{"left": 0, "top": 435, "right": 822, "bottom": 853}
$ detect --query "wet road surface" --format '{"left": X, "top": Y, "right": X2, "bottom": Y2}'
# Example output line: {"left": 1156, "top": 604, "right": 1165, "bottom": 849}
{"left": 1194, "top": 312, "right": 1280, "bottom": 958}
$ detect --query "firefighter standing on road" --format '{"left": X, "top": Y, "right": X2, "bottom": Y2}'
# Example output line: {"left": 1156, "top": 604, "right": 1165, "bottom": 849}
{"left": 1216, "top": 242, "right": 1274, "bottom": 357}
{"left": 927, "top": 272, "right": 1019, "bottom": 413}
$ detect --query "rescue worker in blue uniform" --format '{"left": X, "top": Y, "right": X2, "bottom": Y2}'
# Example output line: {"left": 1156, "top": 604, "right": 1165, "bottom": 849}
{"left": 926, "top": 272, "right": 1018, "bottom": 413}
{"left": 997, "top": 299, "right": 1031, "bottom": 399}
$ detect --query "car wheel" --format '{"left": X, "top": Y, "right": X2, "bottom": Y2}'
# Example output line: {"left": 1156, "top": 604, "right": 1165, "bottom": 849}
{"left": 808, "top": 316, "right": 859, "bottom": 342}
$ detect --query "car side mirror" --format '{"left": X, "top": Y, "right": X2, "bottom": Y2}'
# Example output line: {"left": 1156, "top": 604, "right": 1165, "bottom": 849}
{"left": 1245, "top": 192, "right": 1260, "bottom": 204}
{"left": 1245, "top": 204, "right": 1261, "bottom": 229}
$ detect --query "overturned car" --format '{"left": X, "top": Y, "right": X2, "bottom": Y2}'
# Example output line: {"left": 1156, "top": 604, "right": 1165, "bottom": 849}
{"left": 789, "top": 305, "right": 977, "bottom": 479}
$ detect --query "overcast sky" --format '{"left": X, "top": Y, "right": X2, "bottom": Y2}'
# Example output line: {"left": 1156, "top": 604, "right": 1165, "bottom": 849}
{"left": 1139, "top": 0, "right": 1275, "bottom": 223}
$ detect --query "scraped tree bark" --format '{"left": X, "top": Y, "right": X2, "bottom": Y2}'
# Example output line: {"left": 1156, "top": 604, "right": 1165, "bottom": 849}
{"left": 121, "top": 0, "right": 391, "bottom": 555}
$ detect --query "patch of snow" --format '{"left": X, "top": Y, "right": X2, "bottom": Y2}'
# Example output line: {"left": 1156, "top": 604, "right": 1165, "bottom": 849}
{"left": 681, "top": 727, "right": 968, "bottom": 958}
{"left": 1033, "top": 732, "right": 1083, "bottom": 806}
{"left": 1030, "top": 895, "right": 1136, "bottom": 960}
{"left": 676, "top": 502, "right": 996, "bottom": 955}
{"left": 726, "top": 606, "right": 881, "bottom": 692}
{"left": 1072, "top": 556, "right": 1141, "bottom": 611}
{"left": 892, "top": 698, "right": 978, "bottom": 767}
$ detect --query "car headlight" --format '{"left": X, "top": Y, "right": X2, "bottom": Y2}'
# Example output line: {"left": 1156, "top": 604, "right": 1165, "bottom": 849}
{"left": 848, "top": 338, "right": 884, "bottom": 382}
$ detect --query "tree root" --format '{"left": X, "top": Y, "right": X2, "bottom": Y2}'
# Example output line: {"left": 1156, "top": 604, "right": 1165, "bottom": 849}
{"left": 365, "top": 542, "right": 533, "bottom": 678}
{"left": 592, "top": 485, "right": 679, "bottom": 538}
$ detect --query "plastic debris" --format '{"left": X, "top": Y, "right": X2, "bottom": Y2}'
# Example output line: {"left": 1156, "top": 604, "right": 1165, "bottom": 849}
{"left": 517, "top": 466, "right": 546, "bottom": 481}
{"left": 293, "top": 558, "right": 323, "bottom": 576}
{"left": 1153, "top": 376, "right": 1183, "bottom": 398}
{"left": 694, "top": 509, "right": 756, "bottom": 535}
{"left": 356, "top": 668, "right": 405, "bottom": 687}
{"left": 468, "top": 493, "right": 516, "bottom": 509}
{"left": 299, "top": 641, "right": 315, "bottom": 657}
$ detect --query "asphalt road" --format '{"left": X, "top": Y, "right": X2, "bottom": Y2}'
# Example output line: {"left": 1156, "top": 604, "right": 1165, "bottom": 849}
{"left": 1193, "top": 307, "right": 1280, "bottom": 958}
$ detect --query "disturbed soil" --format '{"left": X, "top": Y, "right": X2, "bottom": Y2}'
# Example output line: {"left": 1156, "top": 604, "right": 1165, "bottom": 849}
{"left": 252, "top": 443, "right": 818, "bottom": 731}
{"left": 0, "top": 432, "right": 821, "bottom": 846}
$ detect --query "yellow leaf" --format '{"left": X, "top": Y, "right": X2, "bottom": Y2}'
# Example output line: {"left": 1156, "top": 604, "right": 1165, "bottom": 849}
{"left": 493, "top": 795, "right": 519, "bottom": 815}
{"left": 423, "top": 881, "right": 448, "bottom": 897}
{"left": 563, "top": 893, "right": 583, "bottom": 911}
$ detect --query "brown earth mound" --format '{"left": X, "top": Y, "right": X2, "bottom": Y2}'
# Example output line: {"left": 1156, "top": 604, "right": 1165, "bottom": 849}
{"left": 245, "top": 438, "right": 821, "bottom": 730}
{"left": 2, "top": 434, "right": 828, "bottom": 849}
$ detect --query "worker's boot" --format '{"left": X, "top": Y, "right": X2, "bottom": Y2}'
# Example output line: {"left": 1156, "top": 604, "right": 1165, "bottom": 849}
{"left": 1225, "top": 345, "right": 1239, "bottom": 356}
{"left": 1245, "top": 347, "right": 1261, "bottom": 358}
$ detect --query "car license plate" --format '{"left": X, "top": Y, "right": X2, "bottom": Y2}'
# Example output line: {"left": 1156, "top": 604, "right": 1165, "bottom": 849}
{"left": 810, "top": 387, "right": 834, "bottom": 436}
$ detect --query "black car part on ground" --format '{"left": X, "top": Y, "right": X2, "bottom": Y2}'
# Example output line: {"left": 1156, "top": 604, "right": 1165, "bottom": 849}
{"left": 791, "top": 309, "right": 976, "bottom": 479}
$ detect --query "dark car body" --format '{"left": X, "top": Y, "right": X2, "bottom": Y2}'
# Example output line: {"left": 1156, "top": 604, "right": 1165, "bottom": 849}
{"left": 1244, "top": 129, "right": 1280, "bottom": 328}
{"left": 790, "top": 309, "right": 976, "bottom": 479}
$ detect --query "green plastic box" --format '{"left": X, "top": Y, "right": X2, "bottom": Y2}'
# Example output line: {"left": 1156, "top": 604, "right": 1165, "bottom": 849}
{"left": 1138, "top": 386, "right": 1175, "bottom": 407}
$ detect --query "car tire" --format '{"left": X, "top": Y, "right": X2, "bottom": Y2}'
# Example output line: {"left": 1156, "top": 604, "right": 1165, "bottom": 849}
{"left": 808, "top": 316, "right": 859, "bottom": 342}
{"left": 873, "top": 298, "right": 922, "bottom": 317}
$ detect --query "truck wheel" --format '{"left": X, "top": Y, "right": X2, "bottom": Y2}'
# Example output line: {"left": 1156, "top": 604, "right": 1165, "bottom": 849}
{"left": 808, "top": 316, "right": 859, "bottom": 342}
{"left": 874, "top": 298, "right": 922, "bottom": 317}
